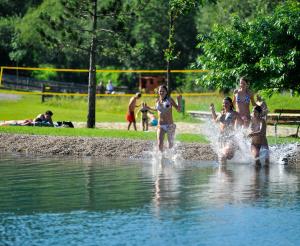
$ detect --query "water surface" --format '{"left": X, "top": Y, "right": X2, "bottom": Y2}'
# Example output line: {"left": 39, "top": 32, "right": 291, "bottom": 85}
{"left": 1, "top": 153, "right": 300, "bottom": 245}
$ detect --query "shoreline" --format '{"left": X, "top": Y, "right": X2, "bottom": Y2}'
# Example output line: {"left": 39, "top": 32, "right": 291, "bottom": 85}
{"left": 0, "top": 133, "right": 299, "bottom": 166}
{"left": 0, "top": 133, "right": 217, "bottom": 161}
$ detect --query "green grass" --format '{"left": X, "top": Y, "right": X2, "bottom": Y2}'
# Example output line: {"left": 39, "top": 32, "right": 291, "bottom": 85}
{"left": 0, "top": 126, "right": 210, "bottom": 143}
{"left": 267, "top": 136, "right": 299, "bottom": 145}
{"left": 1, "top": 89, "right": 299, "bottom": 123}
{"left": 1, "top": 125, "right": 298, "bottom": 145}
{"left": 1, "top": 89, "right": 299, "bottom": 145}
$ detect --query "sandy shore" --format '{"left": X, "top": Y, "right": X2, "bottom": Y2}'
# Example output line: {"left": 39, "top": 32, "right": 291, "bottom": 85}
{"left": 0, "top": 133, "right": 299, "bottom": 166}
{"left": 0, "top": 133, "right": 217, "bottom": 161}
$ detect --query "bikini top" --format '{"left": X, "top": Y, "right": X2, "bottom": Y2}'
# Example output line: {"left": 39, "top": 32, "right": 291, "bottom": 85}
{"left": 236, "top": 93, "right": 251, "bottom": 104}
{"left": 251, "top": 121, "right": 261, "bottom": 132}
{"left": 219, "top": 111, "right": 235, "bottom": 126}
{"left": 140, "top": 108, "right": 148, "bottom": 113}
{"left": 156, "top": 98, "right": 172, "bottom": 113}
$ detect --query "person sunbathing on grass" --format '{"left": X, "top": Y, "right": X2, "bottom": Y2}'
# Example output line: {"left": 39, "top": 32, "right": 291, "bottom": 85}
{"left": 21, "top": 110, "right": 54, "bottom": 127}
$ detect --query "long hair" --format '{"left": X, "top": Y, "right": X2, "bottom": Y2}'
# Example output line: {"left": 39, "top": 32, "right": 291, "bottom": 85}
{"left": 224, "top": 96, "right": 234, "bottom": 111}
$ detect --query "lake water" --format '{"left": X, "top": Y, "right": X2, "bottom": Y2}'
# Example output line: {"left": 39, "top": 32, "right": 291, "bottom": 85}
{"left": 1, "top": 153, "right": 300, "bottom": 246}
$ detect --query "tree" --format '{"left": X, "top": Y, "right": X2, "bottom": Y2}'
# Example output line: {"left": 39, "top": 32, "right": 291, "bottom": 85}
{"left": 39, "top": 0, "right": 143, "bottom": 128}
{"left": 164, "top": 0, "right": 201, "bottom": 90}
{"left": 196, "top": 0, "right": 300, "bottom": 94}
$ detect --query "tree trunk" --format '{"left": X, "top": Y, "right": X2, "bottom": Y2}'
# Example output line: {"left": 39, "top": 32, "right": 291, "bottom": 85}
{"left": 87, "top": 0, "right": 98, "bottom": 128}
{"left": 166, "top": 8, "right": 174, "bottom": 93}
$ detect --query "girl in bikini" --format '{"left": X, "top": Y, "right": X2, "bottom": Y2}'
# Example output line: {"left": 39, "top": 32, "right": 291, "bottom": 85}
{"left": 152, "top": 85, "right": 182, "bottom": 152}
{"left": 233, "top": 77, "right": 256, "bottom": 128}
{"left": 210, "top": 97, "right": 241, "bottom": 163}
{"left": 137, "top": 102, "right": 151, "bottom": 131}
{"left": 248, "top": 105, "right": 270, "bottom": 167}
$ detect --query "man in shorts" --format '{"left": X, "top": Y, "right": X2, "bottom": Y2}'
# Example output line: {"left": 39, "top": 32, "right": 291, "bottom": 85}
{"left": 126, "top": 92, "right": 142, "bottom": 130}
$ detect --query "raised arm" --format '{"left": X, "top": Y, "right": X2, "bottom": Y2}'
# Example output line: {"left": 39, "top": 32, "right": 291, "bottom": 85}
{"left": 250, "top": 92, "right": 257, "bottom": 106}
{"left": 170, "top": 96, "right": 181, "bottom": 112}
{"left": 210, "top": 103, "right": 218, "bottom": 121}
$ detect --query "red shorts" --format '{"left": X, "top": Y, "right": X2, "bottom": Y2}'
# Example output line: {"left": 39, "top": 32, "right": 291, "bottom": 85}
{"left": 126, "top": 111, "right": 135, "bottom": 122}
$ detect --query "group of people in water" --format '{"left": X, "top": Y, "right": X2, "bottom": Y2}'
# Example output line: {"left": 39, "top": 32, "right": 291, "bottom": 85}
{"left": 128, "top": 78, "right": 269, "bottom": 167}
{"left": 211, "top": 77, "right": 269, "bottom": 166}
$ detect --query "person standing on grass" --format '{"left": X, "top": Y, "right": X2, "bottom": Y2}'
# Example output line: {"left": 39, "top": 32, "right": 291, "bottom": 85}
{"left": 137, "top": 102, "right": 152, "bottom": 131}
{"left": 126, "top": 92, "right": 142, "bottom": 130}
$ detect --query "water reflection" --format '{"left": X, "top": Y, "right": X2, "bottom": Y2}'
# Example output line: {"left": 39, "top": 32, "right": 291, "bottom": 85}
{"left": 200, "top": 163, "right": 299, "bottom": 208}
{"left": 0, "top": 153, "right": 299, "bottom": 216}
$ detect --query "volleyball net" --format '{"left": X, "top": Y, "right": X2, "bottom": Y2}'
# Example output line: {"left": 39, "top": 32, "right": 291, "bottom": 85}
{"left": 0, "top": 66, "right": 215, "bottom": 97}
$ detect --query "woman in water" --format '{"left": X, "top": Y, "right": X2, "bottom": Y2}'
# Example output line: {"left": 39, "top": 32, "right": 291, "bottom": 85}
{"left": 248, "top": 105, "right": 270, "bottom": 167}
{"left": 233, "top": 77, "right": 256, "bottom": 128}
{"left": 210, "top": 97, "right": 241, "bottom": 163}
{"left": 153, "top": 85, "right": 182, "bottom": 152}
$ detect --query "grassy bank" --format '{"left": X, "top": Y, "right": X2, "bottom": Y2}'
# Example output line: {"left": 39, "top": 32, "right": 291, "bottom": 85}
{"left": 0, "top": 126, "right": 209, "bottom": 143}
{"left": 0, "top": 90, "right": 299, "bottom": 123}
{"left": 0, "top": 89, "right": 299, "bottom": 145}
{"left": 0, "top": 126, "right": 298, "bottom": 145}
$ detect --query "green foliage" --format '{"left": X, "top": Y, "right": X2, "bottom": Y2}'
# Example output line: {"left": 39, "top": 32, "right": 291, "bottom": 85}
{"left": 196, "top": 0, "right": 300, "bottom": 93}
{"left": 32, "top": 64, "right": 58, "bottom": 81}
{"left": 95, "top": 66, "right": 122, "bottom": 87}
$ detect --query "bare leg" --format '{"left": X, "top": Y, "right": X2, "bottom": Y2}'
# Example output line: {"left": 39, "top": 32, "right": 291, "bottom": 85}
{"left": 128, "top": 122, "right": 132, "bottom": 130}
{"left": 251, "top": 145, "right": 261, "bottom": 166}
{"left": 167, "top": 130, "right": 175, "bottom": 149}
{"left": 133, "top": 122, "right": 137, "bottom": 131}
{"left": 157, "top": 127, "right": 165, "bottom": 152}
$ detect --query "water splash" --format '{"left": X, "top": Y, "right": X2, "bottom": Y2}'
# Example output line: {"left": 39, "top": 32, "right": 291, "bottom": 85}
{"left": 270, "top": 143, "right": 299, "bottom": 165}
{"left": 202, "top": 119, "right": 253, "bottom": 163}
{"left": 202, "top": 118, "right": 299, "bottom": 165}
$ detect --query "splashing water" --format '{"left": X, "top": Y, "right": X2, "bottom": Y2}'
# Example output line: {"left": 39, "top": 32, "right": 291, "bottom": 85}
{"left": 202, "top": 118, "right": 299, "bottom": 165}
{"left": 270, "top": 143, "right": 300, "bottom": 165}
{"left": 202, "top": 119, "right": 253, "bottom": 163}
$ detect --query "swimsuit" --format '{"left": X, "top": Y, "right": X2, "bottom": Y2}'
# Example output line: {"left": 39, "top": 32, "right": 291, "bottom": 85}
{"left": 140, "top": 108, "right": 149, "bottom": 120}
{"left": 156, "top": 98, "right": 172, "bottom": 113}
{"left": 236, "top": 94, "right": 251, "bottom": 104}
{"left": 218, "top": 111, "right": 237, "bottom": 149}
{"left": 126, "top": 111, "right": 135, "bottom": 122}
{"left": 219, "top": 111, "right": 235, "bottom": 126}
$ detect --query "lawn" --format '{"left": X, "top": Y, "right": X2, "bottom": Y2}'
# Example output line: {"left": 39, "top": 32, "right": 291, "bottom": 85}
{"left": 0, "top": 89, "right": 299, "bottom": 145}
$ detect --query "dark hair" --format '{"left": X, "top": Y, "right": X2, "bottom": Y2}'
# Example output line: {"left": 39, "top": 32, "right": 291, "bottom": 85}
{"left": 223, "top": 96, "right": 234, "bottom": 110}
{"left": 136, "top": 92, "right": 141, "bottom": 98}
{"left": 45, "top": 110, "right": 53, "bottom": 116}
{"left": 253, "top": 105, "right": 262, "bottom": 114}
{"left": 158, "top": 85, "right": 169, "bottom": 100}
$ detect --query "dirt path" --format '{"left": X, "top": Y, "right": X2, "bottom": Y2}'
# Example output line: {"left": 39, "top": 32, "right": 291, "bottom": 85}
{"left": 74, "top": 121, "right": 298, "bottom": 137}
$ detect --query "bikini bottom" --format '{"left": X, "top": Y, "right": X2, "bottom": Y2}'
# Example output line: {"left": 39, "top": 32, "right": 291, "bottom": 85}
{"left": 158, "top": 124, "right": 176, "bottom": 135}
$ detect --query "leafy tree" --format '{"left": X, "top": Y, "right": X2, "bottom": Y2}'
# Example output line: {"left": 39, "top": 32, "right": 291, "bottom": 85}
{"left": 196, "top": 0, "right": 300, "bottom": 94}
{"left": 196, "top": 0, "right": 283, "bottom": 35}
{"left": 38, "top": 0, "right": 145, "bottom": 128}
